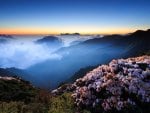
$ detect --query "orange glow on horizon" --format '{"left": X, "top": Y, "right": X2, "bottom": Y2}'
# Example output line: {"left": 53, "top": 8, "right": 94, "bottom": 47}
{"left": 0, "top": 27, "right": 148, "bottom": 35}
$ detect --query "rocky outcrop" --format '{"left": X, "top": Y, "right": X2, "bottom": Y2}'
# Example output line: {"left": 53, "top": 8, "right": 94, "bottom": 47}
{"left": 71, "top": 55, "right": 150, "bottom": 112}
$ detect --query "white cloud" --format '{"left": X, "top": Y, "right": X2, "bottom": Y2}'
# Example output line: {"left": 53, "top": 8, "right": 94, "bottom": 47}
{"left": 0, "top": 35, "right": 95, "bottom": 69}
{"left": 0, "top": 39, "right": 62, "bottom": 69}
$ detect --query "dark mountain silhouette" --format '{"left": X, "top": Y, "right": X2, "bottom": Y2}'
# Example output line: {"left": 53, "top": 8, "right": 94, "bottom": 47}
{"left": 27, "top": 29, "right": 150, "bottom": 89}
{"left": 36, "top": 36, "right": 62, "bottom": 44}
{"left": 5, "top": 67, "right": 32, "bottom": 80}
{"left": 0, "top": 68, "right": 17, "bottom": 77}
{"left": 0, "top": 67, "right": 33, "bottom": 82}
{"left": 0, "top": 34, "right": 13, "bottom": 43}
{"left": 60, "top": 33, "right": 80, "bottom": 36}
{"left": 0, "top": 34, "right": 13, "bottom": 38}
{"left": 58, "top": 29, "right": 150, "bottom": 56}
{"left": 36, "top": 35, "right": 63, "bottom": 49}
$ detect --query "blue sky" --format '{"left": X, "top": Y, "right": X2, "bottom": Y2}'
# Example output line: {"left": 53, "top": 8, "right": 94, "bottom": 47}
{"left": 0, "top": 0, "right": 150, "bottom": 34}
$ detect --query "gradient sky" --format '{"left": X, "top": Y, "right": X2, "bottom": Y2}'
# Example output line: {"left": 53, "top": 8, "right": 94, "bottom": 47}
{"left": 0, "top": 0, "right": 150, "bottom": 34}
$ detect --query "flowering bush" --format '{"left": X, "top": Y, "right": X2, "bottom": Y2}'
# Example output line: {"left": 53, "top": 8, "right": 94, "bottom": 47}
{"left": 72, "top": 56, "right": 150, "bottom": 113}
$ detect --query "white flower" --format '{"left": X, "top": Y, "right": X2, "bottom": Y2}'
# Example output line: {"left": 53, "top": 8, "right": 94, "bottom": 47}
{"left": 72, "top": 55, "right": 150, "bottom": 111}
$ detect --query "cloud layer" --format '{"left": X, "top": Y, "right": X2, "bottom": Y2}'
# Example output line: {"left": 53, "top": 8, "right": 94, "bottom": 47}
{"left": 0, "top": 35, "right": 95, "bottom": 69}
{"left": 0, "top": 38, "right": 62, "bottom": 69}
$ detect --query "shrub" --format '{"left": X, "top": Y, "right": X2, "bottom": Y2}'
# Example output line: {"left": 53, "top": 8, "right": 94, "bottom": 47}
{"left": 48, "top": 93, "right": 76, "bottom": 113}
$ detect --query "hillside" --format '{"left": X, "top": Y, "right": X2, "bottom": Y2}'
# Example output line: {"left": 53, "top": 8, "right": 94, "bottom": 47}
{"left": 0, "top": 55, "right": 150, "bottom": 113}
{"left": 0, "top": 76, "right": 37, "bottom": 102}
{"left": 0, "top": 29, "right": 150, "bottom": 112}
{"left": 57, "top": 29, "right": 150, "bottom": 56}
{"left": 53, "top": 55, "right": 150, "bottom": 113}
{"left": 5, "top": 67, "right": 32, "bottom": 80}
{"left": 0, "top": 68, "right": 84, "bottom": 113}
{"left": 26, "top": 29, "right": 150, "bottom": 89}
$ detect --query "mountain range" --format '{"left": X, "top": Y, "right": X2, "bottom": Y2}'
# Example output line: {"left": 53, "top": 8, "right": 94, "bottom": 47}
{"left": 27, "top": 29, "right": 150, "bottom": 89}
{"left": 0, "top": 29, "right": 150, "bottom": 89}
{"left": 0, "top": 29, "right": 150, "bottom": 113}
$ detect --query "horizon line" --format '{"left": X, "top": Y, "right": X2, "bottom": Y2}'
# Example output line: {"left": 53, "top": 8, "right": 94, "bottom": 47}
{"left": 0, "top": 28, "right": 149, "bottom": 36}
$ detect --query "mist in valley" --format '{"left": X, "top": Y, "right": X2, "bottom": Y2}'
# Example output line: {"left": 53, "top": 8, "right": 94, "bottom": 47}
{"left": 0, "top": 34, "right": 138, "bottom": 89}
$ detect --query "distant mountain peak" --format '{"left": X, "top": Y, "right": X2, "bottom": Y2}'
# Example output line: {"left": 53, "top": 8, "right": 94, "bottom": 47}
{"left": 60, "top": 33, "right": 80, "bottom": 36}
{"left": 147, "top": 29, "right": 150, "bottom": 32}
{"left": 0, "top": 34, "right": 13, "bottom": 38}
{"left": 36, "top": 35, "right": 61, "bottom": 43}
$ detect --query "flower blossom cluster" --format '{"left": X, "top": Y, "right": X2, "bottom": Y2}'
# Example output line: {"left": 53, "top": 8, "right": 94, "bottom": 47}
{"left": 72, "top": 55, "right": 150, "bottom": 111}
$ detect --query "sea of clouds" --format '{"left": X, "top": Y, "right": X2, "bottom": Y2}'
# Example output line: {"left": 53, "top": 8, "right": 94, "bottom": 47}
{"left": 0, "top": 35, "right": 94, "bottom": 69}
{"left": 0, "top": 36, "right": 62, "bottom": 69}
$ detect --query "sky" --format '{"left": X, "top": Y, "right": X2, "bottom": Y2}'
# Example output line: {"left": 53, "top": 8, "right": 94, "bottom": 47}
{"left": 0, "top": 0, "right": 150, "bottom": 35}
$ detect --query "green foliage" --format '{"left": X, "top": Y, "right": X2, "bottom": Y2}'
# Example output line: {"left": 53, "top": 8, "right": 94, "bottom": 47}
{"left": 0, "top": 102, "right": 48, "bottom": 113}
{"left": 82, "top": 109, "right": 91, "bottom": 113}
{"left": 0, "top": 78, "right": 50, "bottom": 113}
{"left": 0, "top": 102, "right": 19, "bottom": 113}
{"left": 0, "top": 77, "right": 92, "bottom": 113}
{"left": 21, "top": 103, "right": 48, "bottom": 113}
{"left": 0, "top": 79, "right": 38, "bottom": 103}
{"left": 0, "top": 93, "right": 92, "bottom": 113}
{"left": 48, "top": 93, "right": 76, "bottom": 113}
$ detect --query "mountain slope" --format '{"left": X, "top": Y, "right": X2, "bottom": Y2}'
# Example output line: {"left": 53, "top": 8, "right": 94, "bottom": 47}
{"left": 57, "top": 29, "right": 150, "bottom": 56}
{"left": 5, "top": 67, "right": 32, "bottom": 80}
{"left": 0, "top": 76, "right": 38, "bottom": 102}
{"left": 53, "top": 55, "right": 150, "bottom": 113}
{"left": 27, "top": 29, "right": 150, "bottom": 89}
